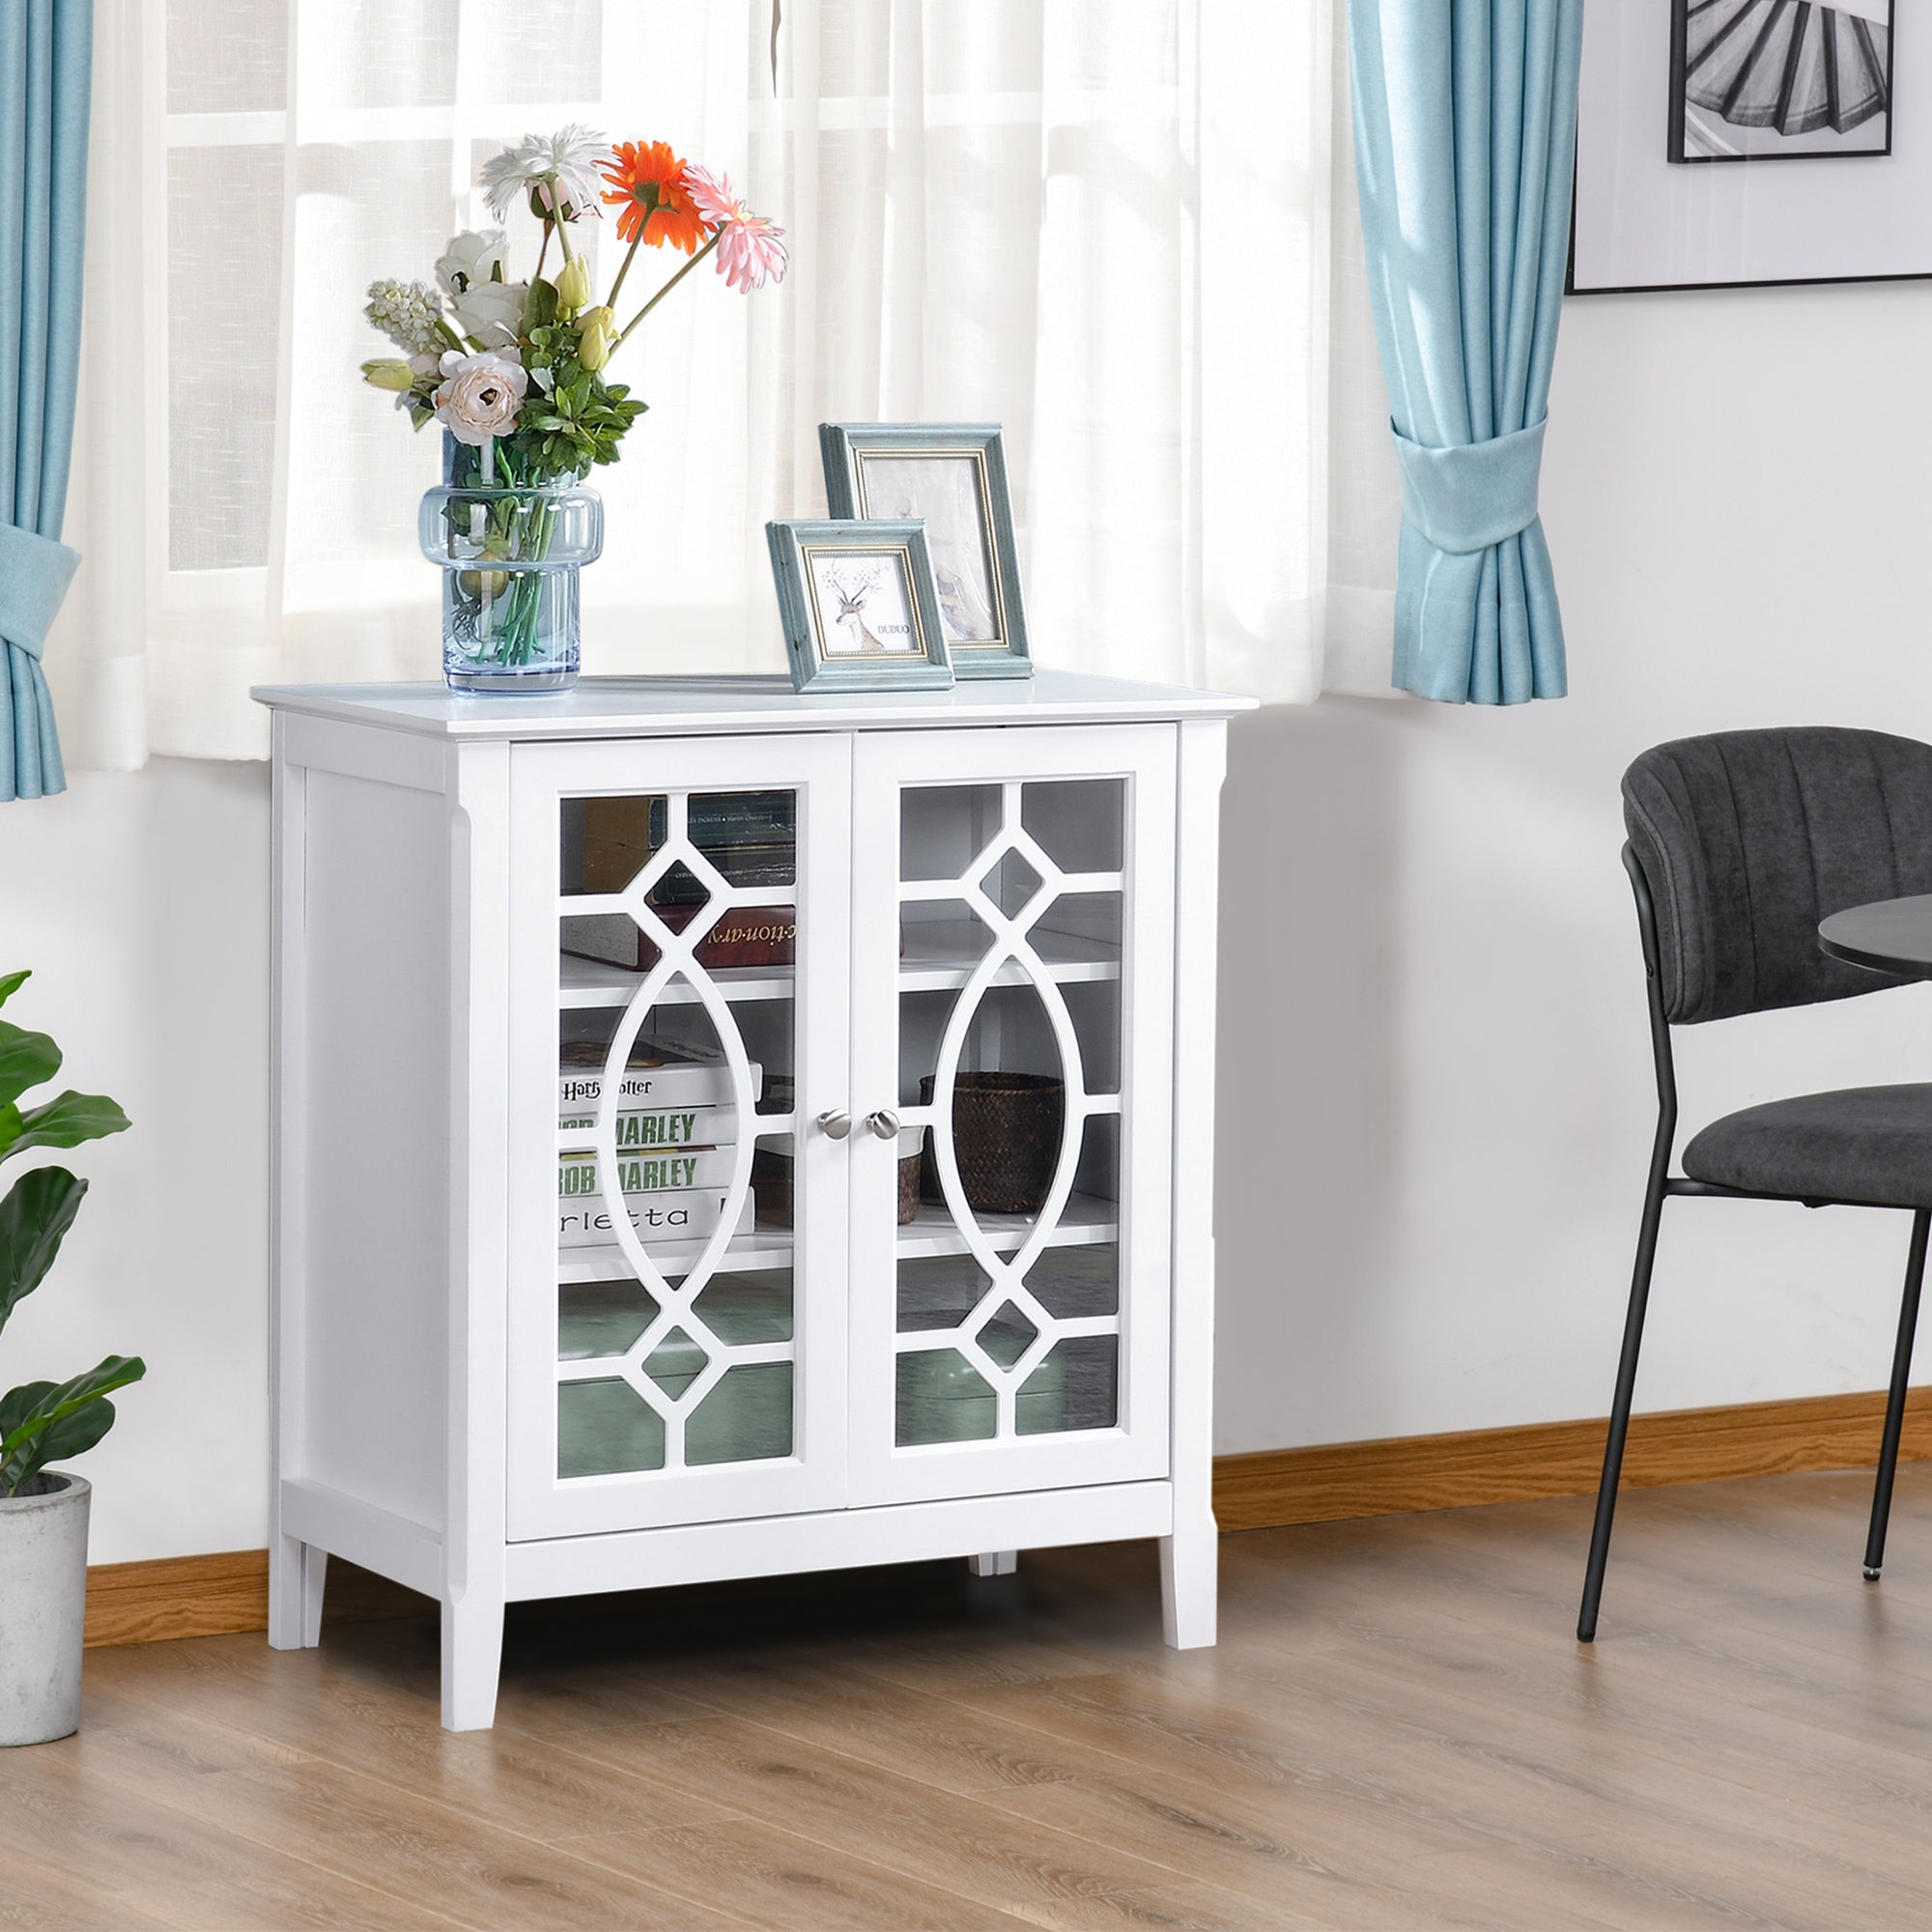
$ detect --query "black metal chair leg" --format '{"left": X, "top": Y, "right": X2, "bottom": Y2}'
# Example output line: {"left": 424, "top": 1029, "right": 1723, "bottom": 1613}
{"left": 1578, "top": 1170, "right": 1668, "bottom": 1642}
{"left": 1864, "top": 1208, "right": 1930, "bottom": 1580}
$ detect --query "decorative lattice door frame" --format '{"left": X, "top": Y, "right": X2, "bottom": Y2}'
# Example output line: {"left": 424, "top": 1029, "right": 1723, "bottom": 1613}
{"left": 846, "top": 724, "right": 1178, "bottom": 1507}
{"left": 504, "top": 733, "right": 852, "bottom": 1541}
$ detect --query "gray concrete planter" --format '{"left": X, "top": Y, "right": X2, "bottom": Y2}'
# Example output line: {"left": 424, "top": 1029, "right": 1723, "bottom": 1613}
{"left": 0, "top": 1472, "right": 91, "bottom": 1747}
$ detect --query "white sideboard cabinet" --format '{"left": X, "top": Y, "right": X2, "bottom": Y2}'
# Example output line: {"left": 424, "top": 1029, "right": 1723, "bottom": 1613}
{"left": 253, "top": 672, "right": 1254, "bottom": 1729}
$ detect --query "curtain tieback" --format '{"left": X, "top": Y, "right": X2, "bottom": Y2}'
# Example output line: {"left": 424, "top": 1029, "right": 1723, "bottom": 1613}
{"left": 0, "top": 526, "right": 81, "bottom": 662}
{"left": 1391, "top": 417, "right": 1547, "bottom": 555}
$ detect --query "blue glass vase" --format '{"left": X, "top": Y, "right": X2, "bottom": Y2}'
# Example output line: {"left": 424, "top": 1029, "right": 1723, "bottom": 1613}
{"left": 420, "top": 434, "right": 604, "bottom": 693}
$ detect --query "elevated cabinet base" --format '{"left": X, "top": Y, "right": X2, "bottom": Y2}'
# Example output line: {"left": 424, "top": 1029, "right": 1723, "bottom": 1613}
{"left": 258, "top": 674, "right": 1245, "bottom": 1729}
{"left": 269, "top": 1476, "right": 1206, "bottom": 1730}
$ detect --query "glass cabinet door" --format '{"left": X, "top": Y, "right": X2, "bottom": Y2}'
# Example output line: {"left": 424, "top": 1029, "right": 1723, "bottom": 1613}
{"left": 847, "top": 725, "right": 1178, "bottom": 1505}
{"left": 506, "top": 734, "right": 850, "bottom": 1539}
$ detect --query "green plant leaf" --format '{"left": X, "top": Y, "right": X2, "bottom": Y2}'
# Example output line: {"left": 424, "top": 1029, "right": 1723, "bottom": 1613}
{"left": 0, "top": 971, "right": 29, "bottom": 1009}
{"left": 0, "top": 1019, "right": 61, "bottom": 1111}
{"left": 0, "top": 1167, "right": 86, "bottom": 1337}
{"left": 2, "top": 1396, "right": 117, "bottom": 1493}
{"left": 0, "top": 1379, "right": 53, "bottom": 1442}
{"left": 5, "top": 1090, "right": 130, "bottom": 1160}
{"left": 0, "top": 1355, "right": 145, "bottom": 1492}
{"left": 524, "top": 276, "right": 558, "bottom": 332}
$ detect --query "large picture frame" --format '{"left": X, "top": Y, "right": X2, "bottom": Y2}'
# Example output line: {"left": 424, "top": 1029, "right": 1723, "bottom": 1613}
{"left": 765, "top": 519, "right": 954, "bottom": 694}
{"left": 818, "top": 423, "right": 1032, "bottom": 679}
{"left": 1571, "top": 0, "right": 1924, "bottom": 294}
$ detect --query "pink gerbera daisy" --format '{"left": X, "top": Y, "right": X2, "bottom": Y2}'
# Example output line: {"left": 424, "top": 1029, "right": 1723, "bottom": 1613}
{"left": 684, "top": 163, "right": 789, "bottom": 293}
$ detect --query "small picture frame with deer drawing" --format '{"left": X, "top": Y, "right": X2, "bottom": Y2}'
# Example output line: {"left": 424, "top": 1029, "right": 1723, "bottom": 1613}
{"left": 766, "top": 519, "right": 954, "bottom": 693}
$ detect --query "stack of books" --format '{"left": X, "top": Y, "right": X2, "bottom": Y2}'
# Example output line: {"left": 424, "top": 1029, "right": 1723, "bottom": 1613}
{"left": 563, "top": 791, "right": 798, "bottom": 972}
{"left": 557, "top": 1037, "right": 760, "bottom": 1249}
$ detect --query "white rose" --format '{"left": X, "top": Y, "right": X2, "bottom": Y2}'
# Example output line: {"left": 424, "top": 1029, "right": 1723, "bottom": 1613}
{"left": 450, "top": 278, "right": 529, "bottom": 348}
{"left": 433, "top": 350, "right": 528, "bottom": 446}
{"left": 436, "top": 229, "right": 507, "bottom": 298}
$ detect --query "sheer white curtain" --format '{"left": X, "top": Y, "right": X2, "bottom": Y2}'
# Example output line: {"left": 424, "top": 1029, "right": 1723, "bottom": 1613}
{"left": 48, "top": 0, "right": 1364, "bottom": 767}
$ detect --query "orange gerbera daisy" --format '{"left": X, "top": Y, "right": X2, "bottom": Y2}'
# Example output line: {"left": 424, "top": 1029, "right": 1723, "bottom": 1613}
{"left": 600, "top": 141, "right": 705, "bottom": 253}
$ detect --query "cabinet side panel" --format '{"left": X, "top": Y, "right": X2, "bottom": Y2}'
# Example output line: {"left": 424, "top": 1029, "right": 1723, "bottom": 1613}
{"left": 298, "top": 766, "right": 449, "bottom": 1532}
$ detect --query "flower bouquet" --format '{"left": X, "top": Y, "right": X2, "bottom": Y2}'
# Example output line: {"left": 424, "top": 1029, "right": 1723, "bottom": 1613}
{"left": 361, "top": 128, "right": 787, "bottom": 692}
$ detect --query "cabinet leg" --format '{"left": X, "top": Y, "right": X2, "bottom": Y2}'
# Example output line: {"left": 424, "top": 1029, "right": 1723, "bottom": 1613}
{"left": 268, "top": 1535, "right": 327, "bottom": 1650}
{"left": 967, "top": 1550, "right": 1017, "bottom": 1578}
{"left": 1160, "top": 1514, "right": 1218, "bottom": 1649}
{"left": 440, "top": 1589, "right": 505, "bottom": 1732}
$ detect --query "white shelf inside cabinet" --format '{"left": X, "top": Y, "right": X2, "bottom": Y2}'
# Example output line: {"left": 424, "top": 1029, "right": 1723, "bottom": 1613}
{"left": 556, "top": 1227, "right": 796, "bottom": 1283}
{"left": 554, "top": 1192, "right": 1120, "bottom": 1283}
{"left": 895, "top": 1192, "right": 1120, "bottom": 1258}
{"left": 558, "top": 951, "right": 793, "bottom": 1009}
{"left": 557, "top": 923, "right": 1122, "bottom": 1009}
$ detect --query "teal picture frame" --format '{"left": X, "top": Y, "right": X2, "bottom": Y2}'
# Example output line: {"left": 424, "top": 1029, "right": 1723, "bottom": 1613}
{"left": 819, "top": 423, "right": 1032, "bottom": 679}
{"left": 766, "top": 519, "right": 955, "bottom": 693}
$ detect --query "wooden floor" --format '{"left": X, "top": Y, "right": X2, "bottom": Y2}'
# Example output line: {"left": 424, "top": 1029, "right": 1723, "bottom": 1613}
{"left": 14, "top": 1467, "right": 1932, "bottom": 1930}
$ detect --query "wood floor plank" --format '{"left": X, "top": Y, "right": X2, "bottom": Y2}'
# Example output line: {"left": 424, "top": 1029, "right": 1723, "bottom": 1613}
{"left": 43, "top": 1682, "right": 747, "bottom": 1930}
{"left": 0, "top": 1744, "right": 464, "bottom": 1932}
{"left": 1003, "top": 1883, "right": 1334, "bottom": 1932}
{"left": 971, "top": 1763, "right": 1517, "bottom": 1927}
{"left": 666, "top": 1653, "right": 1149, "bottom": 1795}
{"left": 504, "top": 1709, "right": 1181, "bottom": 1913}
{"left": 0, "top": 1842, "right": 178, "bottom": 1932}
{"left": 14, "top": 1465, "right": 1932, "bottom": 1927}
{"left": 84, "top": 1630, "right": 740, "bottom": 1845}
{"left": 559, "top": 1817, "right": 1034, "bottom": 1931}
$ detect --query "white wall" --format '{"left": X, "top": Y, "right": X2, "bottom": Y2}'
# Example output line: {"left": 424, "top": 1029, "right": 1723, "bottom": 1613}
{"left": 1216, "top": 278, "right": 1932, "bottom": 1455}
{"left": 1, "top": 759, "right": 271, "bottom": 1562}
{"left": 10, "top": 282, "right": 1932, "bottom": 1559}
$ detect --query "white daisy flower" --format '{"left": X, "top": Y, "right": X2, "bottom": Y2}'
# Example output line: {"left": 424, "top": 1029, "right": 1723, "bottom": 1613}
{"left": 480, "top": 125, "right": 609, "bottom": 221}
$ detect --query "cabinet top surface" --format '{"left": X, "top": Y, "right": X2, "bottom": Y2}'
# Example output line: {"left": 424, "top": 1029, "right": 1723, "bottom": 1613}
{"left": 249, "top": 670, "right": 1256, "bottom": 741}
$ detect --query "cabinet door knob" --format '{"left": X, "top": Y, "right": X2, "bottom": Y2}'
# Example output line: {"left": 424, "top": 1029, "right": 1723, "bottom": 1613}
{"left": 866, "top": 1108, "right": 901, "bottom": 1140}
{"left": 816, "top": 1109, "right": 852, "bottom": 1141}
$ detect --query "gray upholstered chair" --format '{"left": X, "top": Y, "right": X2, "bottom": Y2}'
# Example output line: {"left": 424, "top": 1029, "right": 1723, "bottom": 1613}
{"left": 1580, "top": 727, "right": 1932, "bottom": 1640}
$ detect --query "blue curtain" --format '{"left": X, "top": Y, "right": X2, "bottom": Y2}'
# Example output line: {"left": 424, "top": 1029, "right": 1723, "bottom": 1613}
{"left": 0, "top": 0, "right": 90, "bottom": 801}
{"left": 1348, "top": 0, "right": 1583, "bottom": 705}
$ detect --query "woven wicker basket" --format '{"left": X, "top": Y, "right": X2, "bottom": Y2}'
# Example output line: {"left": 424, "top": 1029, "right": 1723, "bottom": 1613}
{"left": 919, "top": 1071, "right": 1065, "bottom": 1216}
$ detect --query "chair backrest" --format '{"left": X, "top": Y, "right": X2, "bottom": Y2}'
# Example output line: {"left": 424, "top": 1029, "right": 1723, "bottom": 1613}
{"left": 1623, "top": 727, "right": 1932, "bottom": 1025}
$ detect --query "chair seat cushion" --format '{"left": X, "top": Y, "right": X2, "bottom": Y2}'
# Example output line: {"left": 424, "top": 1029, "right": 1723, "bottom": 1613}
{"left": 1681, "top": 1085, "right": 1932, "bottom": 1208}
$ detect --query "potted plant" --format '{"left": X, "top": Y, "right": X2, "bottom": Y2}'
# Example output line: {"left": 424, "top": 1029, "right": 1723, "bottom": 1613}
{"left": 0, "top": 969, "right": 141, "bottom": 1747}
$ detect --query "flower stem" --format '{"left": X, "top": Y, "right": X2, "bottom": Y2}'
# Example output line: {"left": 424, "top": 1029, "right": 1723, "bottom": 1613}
{"left": 534, "top": 221, "right": 552, "bottom": 282}
{"left": 615, "top": 230, "right": 721, "bottom": 349}
{"left": 554, "top": 206, "right": 577, "bottom": 266}
{"left": 606, "top": 226, "right": 646, "bottom": 312}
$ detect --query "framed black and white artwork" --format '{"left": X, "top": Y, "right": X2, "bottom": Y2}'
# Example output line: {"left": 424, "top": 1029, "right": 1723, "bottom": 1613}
{"left": 1571, "top": 0, "right": 1927, "bottom": 292}
{"left": 818, "top": 423, "right": 1032, "bottom": 679}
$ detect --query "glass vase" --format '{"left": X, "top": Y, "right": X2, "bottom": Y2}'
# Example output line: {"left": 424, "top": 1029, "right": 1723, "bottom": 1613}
{"left": 420, "top": 433, "right": 604, "bottom": 694}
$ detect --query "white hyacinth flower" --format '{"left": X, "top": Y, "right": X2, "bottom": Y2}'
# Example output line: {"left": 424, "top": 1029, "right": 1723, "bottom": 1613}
{"left": 363, "top": 278, "right": 444, "bottom": 355}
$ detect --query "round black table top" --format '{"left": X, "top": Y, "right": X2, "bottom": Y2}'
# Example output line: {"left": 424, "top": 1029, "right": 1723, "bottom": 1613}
{"left": 1819, "top": 894, "right": 1932, "bottom": 980}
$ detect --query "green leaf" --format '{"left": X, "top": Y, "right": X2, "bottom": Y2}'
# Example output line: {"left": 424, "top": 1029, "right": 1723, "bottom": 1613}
{"left": 3, "top": 1396, "right": 117, "bottom": 1493}
{"left": 5, "top": 1090, "right": 130, "bottom": 1160}
{"left": 0, "top": 1019, "right": 61, "bottom": 1110}
{"left": 0, "top": 1355, "right": 146, "bottom": 1493}
{"left": 524, "top": 276, "right": 559, "bottom": 332}
{"left": 0, "top": 1380, "right": 53, "bottom": 1443}
{"left": 0, "top": 971, "right": 29, "bottom": 1009}
{"left": 0, "top": 1167, "right": 86, "bottom": 1337}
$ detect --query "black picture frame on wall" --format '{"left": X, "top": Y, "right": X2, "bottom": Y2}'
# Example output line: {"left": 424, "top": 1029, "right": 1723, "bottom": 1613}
{"left": 1666, "top": 0, "right": 1894, "bottom": 166}
{"left": 1570, "top": 0, "right": 1927, "bottom": 295}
